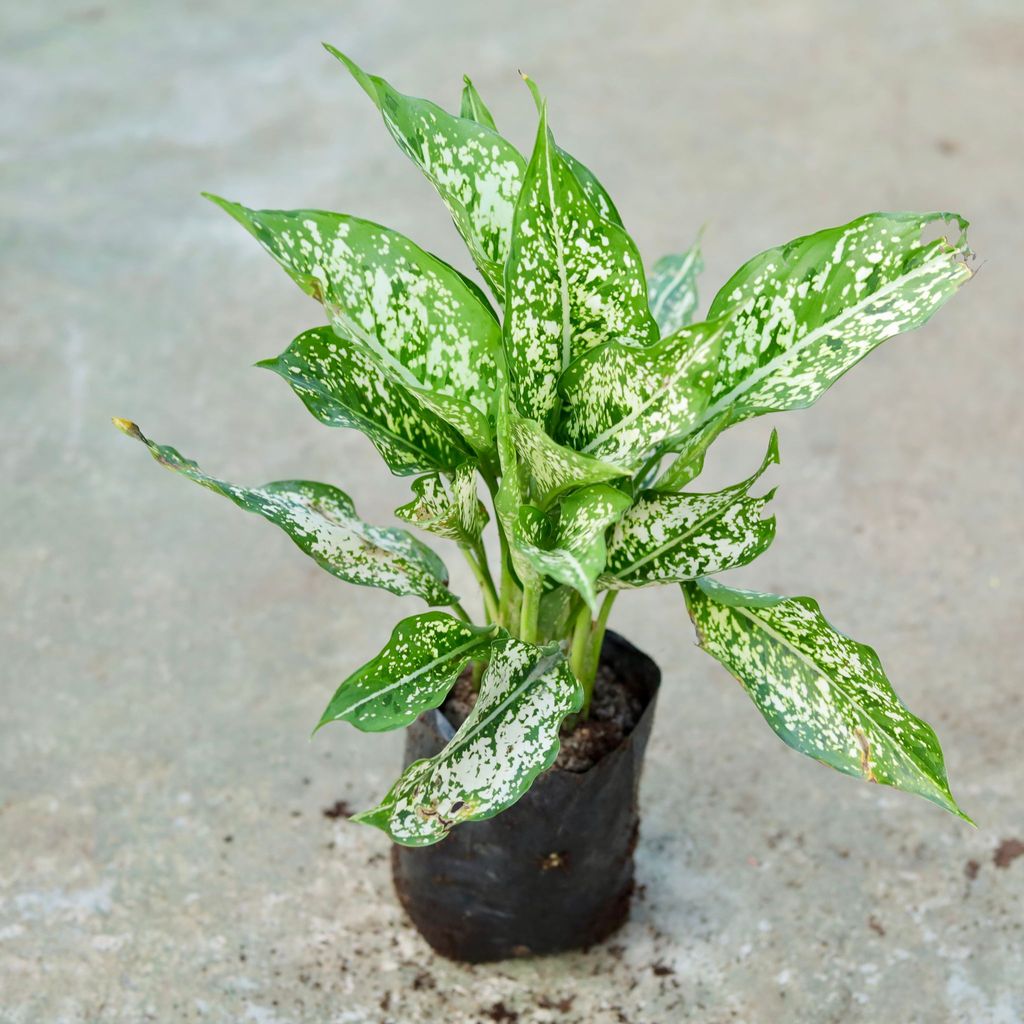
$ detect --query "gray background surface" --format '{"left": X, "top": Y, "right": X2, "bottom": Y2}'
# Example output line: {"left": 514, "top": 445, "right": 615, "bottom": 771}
{"left": 2, "top": 1, "right": 1022, "bottom": 1021}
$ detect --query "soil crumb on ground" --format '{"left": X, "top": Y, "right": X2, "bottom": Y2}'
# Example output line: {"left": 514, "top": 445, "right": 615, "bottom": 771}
{"left": 444, "top": 662, "right": 643, "bottom": 773}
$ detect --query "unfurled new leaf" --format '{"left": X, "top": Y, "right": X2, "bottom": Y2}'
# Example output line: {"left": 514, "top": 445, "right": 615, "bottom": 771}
{"left": 603, "top": 432, "right": 779, "bottom": 588}
{"left": 651, "top": 411, "right": 733, "bottom": 492}
{"left": 355, "top": 637, "right": 582, "bottom": 845}
{"left": 258, "top": 327, "right": 471, "bottom": 476}
{"left": 700, "top": 212, "right": 973, "bottom": 428}
{"left": 317, "top": 613, "right": 498, "bottom": 732}
{"left": 648, "top": 232, "right": 704, "bottom": 336}
{"left": 459, "top": 75, "right": 498, "bottom": 131}
{"left": 516, "top": 485, "right": 631, "bottom": 612}
{"left": 206, "top": 198, "right": 500, "bottom": 453}
{"left": 114, "top": 420, "right": 455, "bottom": 605}
{"left": 327, "top": 47, "right": 525, "bottom": 299}
{"left": 395, "top": 466, "right": 488, "bottom": 546}
{"left": 558, "top": 320, "right": 722, "bottom": 470}
{"left": 503, "top": 101, "right": 657, "bottom": 424}
{"left": 683, "top": 578, "right": 971, "bottom": 821}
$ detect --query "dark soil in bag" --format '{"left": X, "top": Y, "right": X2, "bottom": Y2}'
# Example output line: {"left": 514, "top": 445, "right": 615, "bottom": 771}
{"left": 391, "top": 631, "right": 661, "bottom": 962}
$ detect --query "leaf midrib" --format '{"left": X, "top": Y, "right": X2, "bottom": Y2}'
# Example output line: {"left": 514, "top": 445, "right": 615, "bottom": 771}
{"left": 727, "top": 602, "right": 946, "bottom": 797}
{"left": 698, "top": 252, "right": 966, "bottom": 428}
{"left": 334, "top": 627, "right": 496, "bottom": 720}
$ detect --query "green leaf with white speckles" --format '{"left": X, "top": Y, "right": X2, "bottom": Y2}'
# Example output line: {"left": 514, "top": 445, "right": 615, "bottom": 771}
{"left": 502, "top": 100, "right": 657, "bottom": 424}
{"left": 327, "top": 47, "right": 526, "bottom": 300}
{"left": 515, "top": 485, "right": 632, "bottom": 612}
{"left": 700, "top": 212, "right": 973, "bottom": 429}
{"left": 114, "top": 420, "right": 455, "bottom": 605}
{"left": 316, "top": 613, "right": 499, "bottom": 733}
{"left": 683, "top": 578, "right": 971, "bottom": 821}
{"left": 395, "top": 465, "right": 488, "bottom": 545}
{"left": 459, "top": 75, "right": 499, "bottom": 131}
{"left": 355, "top": 636, "right": 582, "bottom": 845}
{"left": 506, "top": 405, "right": 627, "bottom": 508}
{"left": 558, "top": 319, "right": 723, "bottom": 471}
{"left": 651, "top": 411, "right": 733, "bottom": 492}
{"left": 648, "top": 231, "right": 704, "bottom": 336}
{"left": 603, "top": 431, "right": 779, "bottom": 589}
{"left": 258, "top": 327, "right": 472, "bottom": 475}
{"left": 462, "top": 75, "right": 623, "bottom": 227}
{"left": 206, "top": 197, "right": 500, "bottom": 455}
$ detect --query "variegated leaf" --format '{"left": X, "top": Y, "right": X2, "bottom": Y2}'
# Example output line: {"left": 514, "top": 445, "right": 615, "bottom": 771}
{"left": 459, "top": 74, "right": 498, "bottom": 131}
{"left": 354, "top": 637, "right": 582, "bottom": 845}
{"left": 651, "top": 410, "right": 733, "bottom": 493}
{"left": 113, "top": 420, "right": 454, "bottom": 605}
{"left": 206, "top": 196, "right": 500, "bottom": 453}
{"left": 258, "top": 327, "right": 471, "bottom": 475}
{"left": 395, "top": 465, "right": 488, "bottom": 545}
{"left": 503, "top": 100, "right": 657, "bottom": 423}
{"left": 537, "top": 585, "right": 576, "bottom": 643}
{"left": 515, "top": 485, "right": 632, "bottom": 612}
{"left": 506, "top": 405, "right": 626, "bottom": 508}
{"left": 700, "top": 212, "right": 973, "bottom": 428}
{"left": 463, "top": 74, "right": 623, "bottom": 227}
{"left": 648, "top": 231, "right": 704, "bottom": 336}
{"left": 683, "top": 578, "right": 971, "bottom": 821}
{"left": 316, "top": 613, "right": 499, "bottom": 733}
{"left": 603, "top": 431, "right": 779, "bottom": 589}
{"left": 494, "top": 394, "right": 540, "bottom": 589}
{"left": 557, "top": 319, "right": 723, "bottom": 470}
{"left": 327, "top": 46, "right": 525, "bottom": 300}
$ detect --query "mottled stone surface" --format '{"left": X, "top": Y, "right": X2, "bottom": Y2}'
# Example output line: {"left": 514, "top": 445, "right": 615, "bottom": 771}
{"left": 2, "top": 1, "right": 1022, "bottom": 1021}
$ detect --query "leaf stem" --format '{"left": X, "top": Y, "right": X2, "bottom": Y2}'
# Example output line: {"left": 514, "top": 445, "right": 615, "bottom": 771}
{"left": 519, "top": 579, "right": 541, "bottom": 644}
{"left": 581, "top": 591, "right": 617, "bottom": 715}
{"left": 452, "top": 601, "right": 474, "bottom": 625}
{"left": 461, "top": 545, "right": 500, "bottom": 624}
{"left": 569, "top": 602, "right": 591, "bottom": 683}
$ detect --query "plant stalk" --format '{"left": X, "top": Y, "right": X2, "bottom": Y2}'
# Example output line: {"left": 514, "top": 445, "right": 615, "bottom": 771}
{"left": 461, "top": 545, "right": 500, "bottom": 624}
{"left": 580, "top": 591, "right": 617, "bottom": 716}
{"left": 519, "top": 578, "right": 541, "bottom": 644}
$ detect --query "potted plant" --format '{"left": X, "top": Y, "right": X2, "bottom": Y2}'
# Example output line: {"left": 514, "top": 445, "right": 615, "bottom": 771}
{"left": 115, "top": 48, "right": 974, "bottom": 963}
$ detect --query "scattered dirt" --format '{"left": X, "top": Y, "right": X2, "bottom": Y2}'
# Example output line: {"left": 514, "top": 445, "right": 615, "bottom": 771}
{"left": 445, "top": 662, "right": 643, "bottom": 773}
{"left": 868, "top": 915, "right": 885, "bottom": 937}
{"left": 484, "top": 1001, "right": 519, "bottom": 1022}
{"left": 537, "top": 994, "right": 575, "bottom": 1013}
{"left": 651, "top": 961, "right": 675, "bottom": 976}
{"left": 993, "top": 838, "right": 1024, "bottom": 869}
{"left": 965, "top": 858, "right": 980, "bottom": 880}
{"left": 322, "top": 800, "right": 352, "bottom": 820}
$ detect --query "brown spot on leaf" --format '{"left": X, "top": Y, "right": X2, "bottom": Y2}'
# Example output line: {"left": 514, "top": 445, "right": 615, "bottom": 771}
{"left": 854, "top": 728, "right": 877, "bottom": 782}
{"left": 993, "top": 838, "right": 1024, "bottom": 869}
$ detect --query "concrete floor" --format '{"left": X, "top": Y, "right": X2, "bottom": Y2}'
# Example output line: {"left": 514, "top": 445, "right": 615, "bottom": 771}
{"left": 3, "top": 1, "right": 1023, "bottom": 1021}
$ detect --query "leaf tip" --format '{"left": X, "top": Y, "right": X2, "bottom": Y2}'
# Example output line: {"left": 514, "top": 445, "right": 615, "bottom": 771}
{"left": 112, "top": 417, "right": 143, "bottom": 441}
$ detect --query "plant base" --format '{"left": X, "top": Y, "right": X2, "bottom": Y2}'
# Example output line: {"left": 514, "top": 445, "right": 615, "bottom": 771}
{"left": 390, "top": 631, "right": 661, "bottom": 963}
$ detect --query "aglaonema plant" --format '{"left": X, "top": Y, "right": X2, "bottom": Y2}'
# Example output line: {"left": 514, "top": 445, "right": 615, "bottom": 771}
{"left": 116, "top": 48, "right": 975, "bottom": 848}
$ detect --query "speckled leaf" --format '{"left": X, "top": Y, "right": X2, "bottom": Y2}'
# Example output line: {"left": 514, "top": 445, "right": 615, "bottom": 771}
{"left": 463, "top": 75, "right": 623, "bottom": 227}
{"left": 459, "top": 75, "right": 498, "bottom": 131}
{"left": 113, "top": 420, "right": 454, "bottom": 605}
{"left": 515, "top": 485, "right": 632, "bottom": 612}
{"left": 395, "top": 466, "right": 488, "bottom": 545}
{"left": 258, "top": 327, "right": 471, "bottom": 475}
{"left": 316, "top": 613, "right": 499, "bottom": 733}
{"left": 506, "top": 406, "right": 626, "bottom": 508}
{"left": 700, "top": 212, "right": 973, "bottom": 428}
{"left": 683, "top": 578, "right": 971, "bottom": 821}
{"left": 354, "top": 637, "right": 582, "bottom": 845}
{"left": 206, "top": 197, "right": 500, "bottom": 454}
{"left": 503, "top": 101, "right": 657, "bottom": 423}
{"left": 648, "top": 232, "right": 704, "bottom": 336}
{"left": 651, "top": 411, "right": 733, "bottom": 493}
{"left": 558, "top": 319, "right": 723, "bottom": 470}
{"left": 603, "top": 432, "right": 779, "bottom": 589}
{"left": 327, "top": 47, "right": 526, "bottom": 300}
